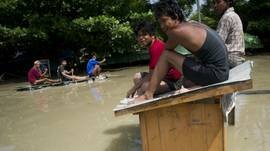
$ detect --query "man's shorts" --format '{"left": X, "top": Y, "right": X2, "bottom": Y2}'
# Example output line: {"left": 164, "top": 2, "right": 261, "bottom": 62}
{"left": 140, "top": 72, "right": 182, "bottom": 91}
{"left": 182, "top": 56, "right": 229, "bottom": 86}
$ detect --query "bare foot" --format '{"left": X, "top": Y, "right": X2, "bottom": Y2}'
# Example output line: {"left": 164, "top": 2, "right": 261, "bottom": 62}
{"left": 134, "top": 95, "right": 147, "bottom": 103}
{"left": 134, "top": 92, "right": 153, "bottom": 103}
{"left": 175, "top": 86, "right": 201, "bottom": 94}
{"left": 175, "top": 87, "right": 190, "bottom": 94}
{"left": 180, "top": 87, "right": 191, "bottom": 93}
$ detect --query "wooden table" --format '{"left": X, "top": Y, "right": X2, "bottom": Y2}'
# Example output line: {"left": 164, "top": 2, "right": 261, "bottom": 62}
{"left": 114, "top": 61, "right": 253, "bottom": 151}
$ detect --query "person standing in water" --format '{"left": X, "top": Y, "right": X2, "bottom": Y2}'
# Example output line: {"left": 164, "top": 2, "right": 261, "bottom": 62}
{"left": 28, "top": 60, "right": 59, "bottom": 85}
{"left": 137, "top": 0, "right": 229, "bottom": 101}
{"left": 126, "top": 21, "right": 182, "bottom": 98}
{"left": 214, "top": 0, "right": 245, "bottom": 68}
{"left": 86, "top": 52, "right": 106, "bottom": 79}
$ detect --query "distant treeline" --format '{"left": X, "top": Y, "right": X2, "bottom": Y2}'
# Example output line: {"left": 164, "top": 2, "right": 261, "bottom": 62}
{"left": 0, "top": 0, "right": 268, "bottom": 66}
{"left": 0, "top": 0, "right": 195, "bottom": 64}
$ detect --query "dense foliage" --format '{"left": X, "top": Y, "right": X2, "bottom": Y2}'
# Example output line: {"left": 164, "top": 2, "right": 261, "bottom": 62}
{"left": 190, "top": 0, "right": 269, "bottom": 49}
{"left": 0, "top": 0, "right": 195, "bottom": 63}
{"left": 1, "top": 0, "right": 268, "bottom": 66}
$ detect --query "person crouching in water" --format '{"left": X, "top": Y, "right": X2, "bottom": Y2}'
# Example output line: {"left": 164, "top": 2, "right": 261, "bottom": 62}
{"left": 86, "top": 52, "right": 106, "bottom": 80}
{"left": 28, "top": 60, "right": 59, "bottom": 85}
{"left": 57, "top": 60, "right": 88, "bottom": 82}
{"left": 136, "top": 0, "right": 229, "bottom": 101}
{"left": 126, "top": 21, "right": 182, "bottom": 98}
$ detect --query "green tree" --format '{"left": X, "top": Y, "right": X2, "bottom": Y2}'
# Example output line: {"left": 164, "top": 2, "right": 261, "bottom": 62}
{"left": 0, "top": 0, "right": 197, "bottom": 64}
{"left": 190, "top": 0, "right": 269, "bottom": 49}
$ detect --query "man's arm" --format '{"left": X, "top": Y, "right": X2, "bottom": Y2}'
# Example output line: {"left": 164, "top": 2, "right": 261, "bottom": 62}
{"left": 65, "top": 68, "right": 74, "bottom": 75}
{"left": 40, "top": 68, "right": 48, "bottom": 77}
{"left": 165, "top": 30, "right": 180, "bottom": 51}
{"left": 99, "top": 58, "right": 106, "bottom": 64}
{"left": 217, "top": 16, "right": 234, "bottom": 52}
{"left": 217, "top": 16, "right": 231, "bottom": 43}
{"left": 61, "top": 71, "right": 73, "bottom": 79}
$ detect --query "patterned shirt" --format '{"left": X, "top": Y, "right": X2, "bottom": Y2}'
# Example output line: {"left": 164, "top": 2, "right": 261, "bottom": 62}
{"left": 217, "top": 7, "right": 245, "bottom": 55}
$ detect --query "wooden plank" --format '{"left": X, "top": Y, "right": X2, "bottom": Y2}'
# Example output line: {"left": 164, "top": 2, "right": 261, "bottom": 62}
{"left": 114, "top": 79, "right": 252, "bottom": 116}
{"left": 144, "top": 110, "right": 162, "bottom": 151}
{"left": 223, "top": 125, "right": 228, "bottom": 151}
{"left": 139, "top": 113, "right": 149, "bottom": 151}
{"left": 190, "top": 104, "right": 208, "bottom": 151}
{"left": 204, "top": 104, "right": 224, "bottom": 151}
{"left": 157, "top": 105, "right": 191, "bottom": 151}
{"left": 140, "top": 102, "right": 224, "bottom": 151}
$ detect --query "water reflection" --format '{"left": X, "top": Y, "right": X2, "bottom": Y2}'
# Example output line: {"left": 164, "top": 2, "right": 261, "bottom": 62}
{"left": 104, "top": 125, "right": 141, "bottom": 151}
{"left": 90, "top": 87, "right": 103, "bottom": 102}
{"left": 0, "top": 145, "right": 15, "bottom": 151}
{"left": 31, "top": 91, "right": 49, "bottom": 112}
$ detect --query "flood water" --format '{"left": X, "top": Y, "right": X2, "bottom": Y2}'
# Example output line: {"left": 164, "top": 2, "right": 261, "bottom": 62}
{"left": 0, "top": 55, "right": 270, "bottom": 151}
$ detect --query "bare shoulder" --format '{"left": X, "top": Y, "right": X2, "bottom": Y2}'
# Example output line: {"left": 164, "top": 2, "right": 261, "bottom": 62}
{"left": 166, "top": 27, "right": 180, "bottom": 37}
{"left": 167, "top": 22, "right": 207, "bottom": 51}
{"left": 166, "top": 24, "right": 189, "bottom": 40}
{"left": 168, "top": 23, "right": 203, "bottom": 41}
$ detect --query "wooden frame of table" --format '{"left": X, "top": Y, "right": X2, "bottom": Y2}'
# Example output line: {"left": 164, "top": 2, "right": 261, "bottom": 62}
{"left": 114, "top": 79, "right": 252, "bottom": 151}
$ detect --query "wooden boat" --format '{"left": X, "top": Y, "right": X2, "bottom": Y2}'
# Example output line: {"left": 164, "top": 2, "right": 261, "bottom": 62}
{"left": 16, "top": 78, "right": 92, "bottom": 91}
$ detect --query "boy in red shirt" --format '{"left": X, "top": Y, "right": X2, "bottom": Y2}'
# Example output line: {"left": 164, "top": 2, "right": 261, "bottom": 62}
{"left": 126, "top": 21, "right": 182, "bottom": 98}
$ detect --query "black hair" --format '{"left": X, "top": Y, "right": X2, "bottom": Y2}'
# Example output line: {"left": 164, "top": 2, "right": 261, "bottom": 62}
{"left": 225, "top": 0, "right": 234, "bottom": 7}
{"left": 61, "top": 59, "right": 66, "bottom": 63}
{"left": 134, "top": 21, "right": 155, "bottom": 36}
{"left": 153, "top": 0, "right": 186, "bottom": 22}
{"left": 214, "top": 0, "right": 234, "bottom": 7}
{"left": 91, "top": 52, "right": 97, "bottom": 57}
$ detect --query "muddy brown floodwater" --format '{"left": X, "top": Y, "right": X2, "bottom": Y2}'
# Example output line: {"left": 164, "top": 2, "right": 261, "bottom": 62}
{"left": 0, "top": 55, "right": 270, "bottom": 151}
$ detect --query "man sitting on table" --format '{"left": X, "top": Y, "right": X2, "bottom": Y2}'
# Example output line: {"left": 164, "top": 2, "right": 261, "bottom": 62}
{"left": 126, "top": 21, "right": 182, "bottom": 98}
{"left": 136, "top": 0, "right": 229, "bottom": 101}
{"left": 214, "top": 0, "right": 245, "bottom": 68}
{"left": 214, "top": 0, "right": 245, "bottom": 125}
{"left": 28, "top": 60, "right": 59, "bottom": 85}
{"left": 57, "top": 60, "right": 88, "bottom": 82}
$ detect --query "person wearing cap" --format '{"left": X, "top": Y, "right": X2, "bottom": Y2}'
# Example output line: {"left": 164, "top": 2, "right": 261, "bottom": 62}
{"left": 27, "top": 60, "right": 59, "bottom": 85}
{"left": 214, "top": 0, "right": 245, "bottom": 68}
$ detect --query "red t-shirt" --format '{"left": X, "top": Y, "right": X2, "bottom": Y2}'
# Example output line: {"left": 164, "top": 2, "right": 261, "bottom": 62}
{"left": 148, "top": 39, "right": 182, "bottom": 81}
{"left": 28, "top": 67, "right": 41, "bottom": 84}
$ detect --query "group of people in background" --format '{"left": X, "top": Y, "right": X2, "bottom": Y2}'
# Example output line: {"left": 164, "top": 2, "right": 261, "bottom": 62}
{"left": 27, "top": 0, "right": 245, "bottom": 102}
{"left": 27, "top": 52, "right": 106, "bottom": 85}
{"left": 127, "top": 0, "right": 245, "bottom": 101}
